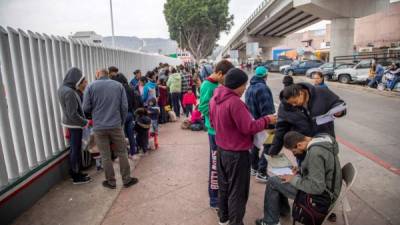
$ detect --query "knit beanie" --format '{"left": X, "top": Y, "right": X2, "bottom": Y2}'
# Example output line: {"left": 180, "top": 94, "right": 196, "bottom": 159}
{"left": 224, "top": 68, "right": 248, "bottom": 89}
{"left": 255, "top": 66, "right": 268, "bottom": 77}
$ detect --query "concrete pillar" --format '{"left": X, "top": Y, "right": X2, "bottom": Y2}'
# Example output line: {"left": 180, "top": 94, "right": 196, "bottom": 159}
{"left": 330, "top": 17, "right": 355, "bottom": 62}
{"left": 238, "top": 49, "right": 247, "bottom": 63}
{"left": 260, "top": 46, "right": 273, "bottom": 61}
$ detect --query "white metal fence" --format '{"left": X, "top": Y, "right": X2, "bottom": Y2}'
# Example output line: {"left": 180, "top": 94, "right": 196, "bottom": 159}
{"left": 0, "top": 26, "right": 180, "bottom": 189}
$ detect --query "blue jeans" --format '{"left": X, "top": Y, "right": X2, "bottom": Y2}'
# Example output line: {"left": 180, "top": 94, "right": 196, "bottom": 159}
{"left": 389, "top": 75, "right": 400, "bottom": 90}
{"left": 69, "top": 128, "right": 83, "bottom": 174}
{"left": 250, "top": 144, "right": 270, "bottom": 174}
{"left": 208, "top": 134, "right": 219, "bottom": 207}
{"left": 262, "top": 176, "right": 297, "bottom": 224}
{"left": 124, "top": 112, "right": 136, "bottom": 155}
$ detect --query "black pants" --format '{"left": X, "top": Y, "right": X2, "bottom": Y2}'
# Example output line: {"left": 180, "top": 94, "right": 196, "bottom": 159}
{"left": 171, "top": 92, "right": 181, "bottom": 118}
{"left": 69, "top": 128, "right": 83, "bottom": 175}
{"left": 185, "top": 104, "right": 193, "bottom": 117}
{"left": 217, "top": 148, "right": 250, "bottom": 225}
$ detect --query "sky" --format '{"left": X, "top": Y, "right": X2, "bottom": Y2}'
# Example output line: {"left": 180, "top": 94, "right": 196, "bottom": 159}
{"left": 0, "top": 0, "right": 329, "bottom": 46}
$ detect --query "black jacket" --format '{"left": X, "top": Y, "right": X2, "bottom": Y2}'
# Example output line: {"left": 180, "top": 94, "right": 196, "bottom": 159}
{"left": 269, "top": 83, "right": 346, "bottom": 155}
{"left": 112, "top": 73, "right": 137, "bottom": 113}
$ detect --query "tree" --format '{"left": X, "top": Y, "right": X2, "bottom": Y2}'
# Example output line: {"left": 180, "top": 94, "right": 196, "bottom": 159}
{"left": 164, "top": 0, "right": 233, "bottom": 61}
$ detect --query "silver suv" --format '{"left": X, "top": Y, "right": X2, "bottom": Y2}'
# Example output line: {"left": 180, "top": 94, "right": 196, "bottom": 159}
{"left": 332, "top": 60, "right": 372, "bottom": 84}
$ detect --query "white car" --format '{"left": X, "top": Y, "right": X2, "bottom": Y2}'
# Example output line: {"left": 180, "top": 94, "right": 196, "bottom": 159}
{"left": 332, "top": 60, "right": 372, "bottom": 84}
{"left": 279, "top": 65, "right": 291, "bottom": 73}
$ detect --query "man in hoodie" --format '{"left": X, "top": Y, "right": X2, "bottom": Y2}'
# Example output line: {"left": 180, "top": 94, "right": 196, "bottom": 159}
{"left": 255, "top": 131, "right": 342, "bottom": 225}
{"left": 167, "top": 67, "right": 182, "bottom": 117}
{"left": 83, "top": 69, "right": 138, "bottom": 189}
{"left": 210, "top": 68, "right": 277, "bottom": 225}
{"left": 58, "top": 67, "right": 91, "bottom": 184}
{"left": 245, "top": 66, "right": 275, "bottom": 183}
{"left": 199, "top": 59, "right": 234, "bottom": 210}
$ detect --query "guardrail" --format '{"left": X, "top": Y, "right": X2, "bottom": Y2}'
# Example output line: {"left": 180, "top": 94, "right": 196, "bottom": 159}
{"left": 0, "top": 26, "right": 180, "bottom": 189}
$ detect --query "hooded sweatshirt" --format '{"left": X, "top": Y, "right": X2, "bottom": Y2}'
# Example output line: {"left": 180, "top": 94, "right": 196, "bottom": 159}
{"left": 58, "top": 67, "right": 87, "bottom": 128}
{"left": 290, "top": 134, "right": 342, "bottom": 202}
{"left": 167, "top": 73, "right": 182, "bottom": 93}
{"left": 209, "top": 86, "right": 270, "bottom": 151}
{"left": 142, "top": 81, "right": 157, "bottom": 103}
{"left": 198, "top": 77, "right": 219, "bottom": 135}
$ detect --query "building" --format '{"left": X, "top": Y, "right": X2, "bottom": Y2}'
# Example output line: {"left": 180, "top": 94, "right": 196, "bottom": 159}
{"left": 70, "top": 31, "right": 102, "bottom": 44}
{"left": 269, "top": 3, "right": 400, "bottom": 61}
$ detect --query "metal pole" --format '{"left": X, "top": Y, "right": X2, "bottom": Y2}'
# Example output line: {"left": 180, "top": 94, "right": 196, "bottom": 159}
{"left": 109, "top": 0, "right": 115, "bottom": 48}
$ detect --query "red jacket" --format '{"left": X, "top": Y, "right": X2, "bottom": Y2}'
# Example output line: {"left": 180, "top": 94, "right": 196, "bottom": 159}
{"left": 182, "top": 92, "right": 197, "bottom": 107}
{"left": 191, "top": 108, "right": 202, "bottom": 123}
{"left": 210, "top": 86, "right": 269, "bottom": 151}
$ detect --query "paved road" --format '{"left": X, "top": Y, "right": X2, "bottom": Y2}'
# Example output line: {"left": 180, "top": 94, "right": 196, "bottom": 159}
{"left": 266, "top": 72, "right": 400, "bottom": 171}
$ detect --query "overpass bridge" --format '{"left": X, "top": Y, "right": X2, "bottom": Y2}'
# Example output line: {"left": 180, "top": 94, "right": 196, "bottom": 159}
{"left": 221, "top": 0, "right": 396, "bottom": 61}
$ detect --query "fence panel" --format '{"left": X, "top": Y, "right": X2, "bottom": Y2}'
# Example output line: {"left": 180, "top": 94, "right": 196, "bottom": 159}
{"left": 0, "top": 26, "right": 180, "bottom": 191}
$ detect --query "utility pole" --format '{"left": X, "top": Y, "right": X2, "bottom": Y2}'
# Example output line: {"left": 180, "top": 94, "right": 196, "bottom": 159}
{"left": 109, "top": 0, "right": 115, "bottom": 48}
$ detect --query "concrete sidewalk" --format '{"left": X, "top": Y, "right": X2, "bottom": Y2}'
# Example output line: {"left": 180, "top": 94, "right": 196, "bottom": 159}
{"left": 12, "top": 119, "right": 399, "bottom": 225}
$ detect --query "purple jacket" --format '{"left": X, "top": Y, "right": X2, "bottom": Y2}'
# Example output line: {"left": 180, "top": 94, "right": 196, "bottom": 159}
{"left": 209, "top": 86, "right": 270, "bottom": 151}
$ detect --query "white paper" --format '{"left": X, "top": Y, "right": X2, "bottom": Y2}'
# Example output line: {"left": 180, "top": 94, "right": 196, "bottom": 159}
{"left": 315, "top": 103, "right": 346, "bottom": 125}
{"left": 253, "top": 131, "right": 267, "bottom": 150}
{"left": 270, "top": 167, "right": 293, "bottom": 176}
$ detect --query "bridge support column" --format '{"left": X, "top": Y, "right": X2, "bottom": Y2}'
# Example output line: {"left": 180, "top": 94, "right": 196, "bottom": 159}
{"left": 238, "top": 49, "right": 247, "bottom": 63}
{"left": 330, "top": 17, "right": 355, "bottom": 62}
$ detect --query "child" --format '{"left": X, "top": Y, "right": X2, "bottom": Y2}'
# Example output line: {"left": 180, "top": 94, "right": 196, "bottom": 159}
{"left": 158, "top": 78, "right": 169, "bottom": 124}
{"left": 189, "top": 105, "right": 204, "bottom": 131}
{"left": 147, "top": 97, "right": 160, "bottom": 149}
{"left": 182, "top": 89, "right": 197, "bottom": 117}
{"left": 312, "top": 71, "right": 328, "bottom": 88}
{"left": 191, "top": 105, "right": 202, "bottom": 125}
{"left": 134, "top": 108, "right": 151, "bottom": 155}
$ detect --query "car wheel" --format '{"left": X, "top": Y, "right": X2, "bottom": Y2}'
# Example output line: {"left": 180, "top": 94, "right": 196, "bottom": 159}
{"left": 324, "top": 74, "right": 331, "bottom": 81}
{"left": 288, "top": 70, "right": 294, "bottom": 76}
{"left": 310, "top": 72, "right": 316, "bottom": 78}
{"left": 338, "top": 74, "right": 351, "bottom": 84}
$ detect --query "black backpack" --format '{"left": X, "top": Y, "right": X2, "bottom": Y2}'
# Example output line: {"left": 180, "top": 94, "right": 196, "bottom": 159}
{"left": 292, "top": 145, "right": 337, "bottom": 225}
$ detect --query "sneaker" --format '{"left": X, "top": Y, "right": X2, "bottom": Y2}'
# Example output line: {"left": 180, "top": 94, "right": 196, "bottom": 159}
{"left": 102, "top": 180, "right": 117, "bottom": 189}
{"left": 219, "top": 221, "right": 229, "bottom": 225}
{"left": 123, "top": 177, "right": 139, "bottom": 188}
{"left": 255, "top": 172, "right": 269, "bottom": 183}
{"left": 78, "top": 172, "right": 88, "bottom": 178}
{"left": 73, "top": 176, "right": 91, "bottom": 184}
{"left": 132, "top": 154, "right": 141, "bottom": 160}
{"left": 255, "top": 219, "right": 280, "bottom": 225}
{"left": 251, "top": 168, "right": 257, "bottom": 176}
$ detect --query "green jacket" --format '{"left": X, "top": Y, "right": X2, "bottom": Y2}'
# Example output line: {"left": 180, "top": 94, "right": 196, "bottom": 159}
{"left": 198, "top": 79, "right": 218, "bottom": 135}
{"left": 290, "top": 134, "right": 342, "bottom": 202}
{"left": 167, "top": 73, "right": 182, "bottom": 93}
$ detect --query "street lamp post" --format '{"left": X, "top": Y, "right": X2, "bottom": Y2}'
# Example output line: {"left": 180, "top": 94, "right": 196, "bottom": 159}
{"left": 109, "top": 0, "right": 115, "bottom": 48}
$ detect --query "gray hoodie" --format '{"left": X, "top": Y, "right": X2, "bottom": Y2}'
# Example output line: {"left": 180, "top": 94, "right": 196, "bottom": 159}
{"left": 58, "top": 67, "right": 87, "bottom": 129}
{"left": 290, "top": 134, "right": 342, "bottom": 202}
{"left": 83, "top": 76, "right": 128, "bottom": 131}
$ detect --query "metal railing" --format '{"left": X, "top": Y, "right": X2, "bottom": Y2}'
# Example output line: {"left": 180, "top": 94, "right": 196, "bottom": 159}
{"left": 0, "top": 26, "right": 180, "bottom": 189}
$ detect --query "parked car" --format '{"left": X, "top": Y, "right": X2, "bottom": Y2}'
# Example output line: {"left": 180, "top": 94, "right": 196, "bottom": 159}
{"left": 284, "top": 60, "right": 324, "bottom": 76}
{"left": 280, "top": 60, "right": 300, "bottom": 73}
{"left": 306, "top": 63, "right": 355, "bottom": 80}
{"left": 332, "top": 60, "right": 372, "bottom": 84}
{"left": 264, "top": 59, "right": 293, "bottom": 72}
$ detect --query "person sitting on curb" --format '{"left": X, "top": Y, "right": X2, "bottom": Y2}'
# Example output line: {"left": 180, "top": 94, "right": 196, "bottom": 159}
{"left": 210, "top": 68, "right": 277, "bottom": 225}
{"left": 255, "top": 131, "right": 342, "bottom": 225}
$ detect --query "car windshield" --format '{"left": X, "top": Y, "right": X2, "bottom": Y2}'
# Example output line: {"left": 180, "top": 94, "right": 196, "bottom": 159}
{"left": 320, "top": 63, "right": 333, "bottom": 69}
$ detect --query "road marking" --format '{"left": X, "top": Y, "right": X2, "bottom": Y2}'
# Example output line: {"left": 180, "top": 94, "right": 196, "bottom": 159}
{"left": 336, "top": 136, "right": 400, "bottom": 176}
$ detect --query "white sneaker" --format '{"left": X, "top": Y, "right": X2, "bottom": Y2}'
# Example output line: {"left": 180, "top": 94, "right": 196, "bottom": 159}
{"left": 218, "top": 221, "right": 229, "bottom": 225}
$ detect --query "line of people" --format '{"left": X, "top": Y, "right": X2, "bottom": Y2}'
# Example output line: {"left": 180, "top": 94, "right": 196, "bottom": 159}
{"left": 58, "top": 63, "right": 202, "bottom": 188}
{"left": 199, "top": 60, "right": 347, "bottom": 225}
